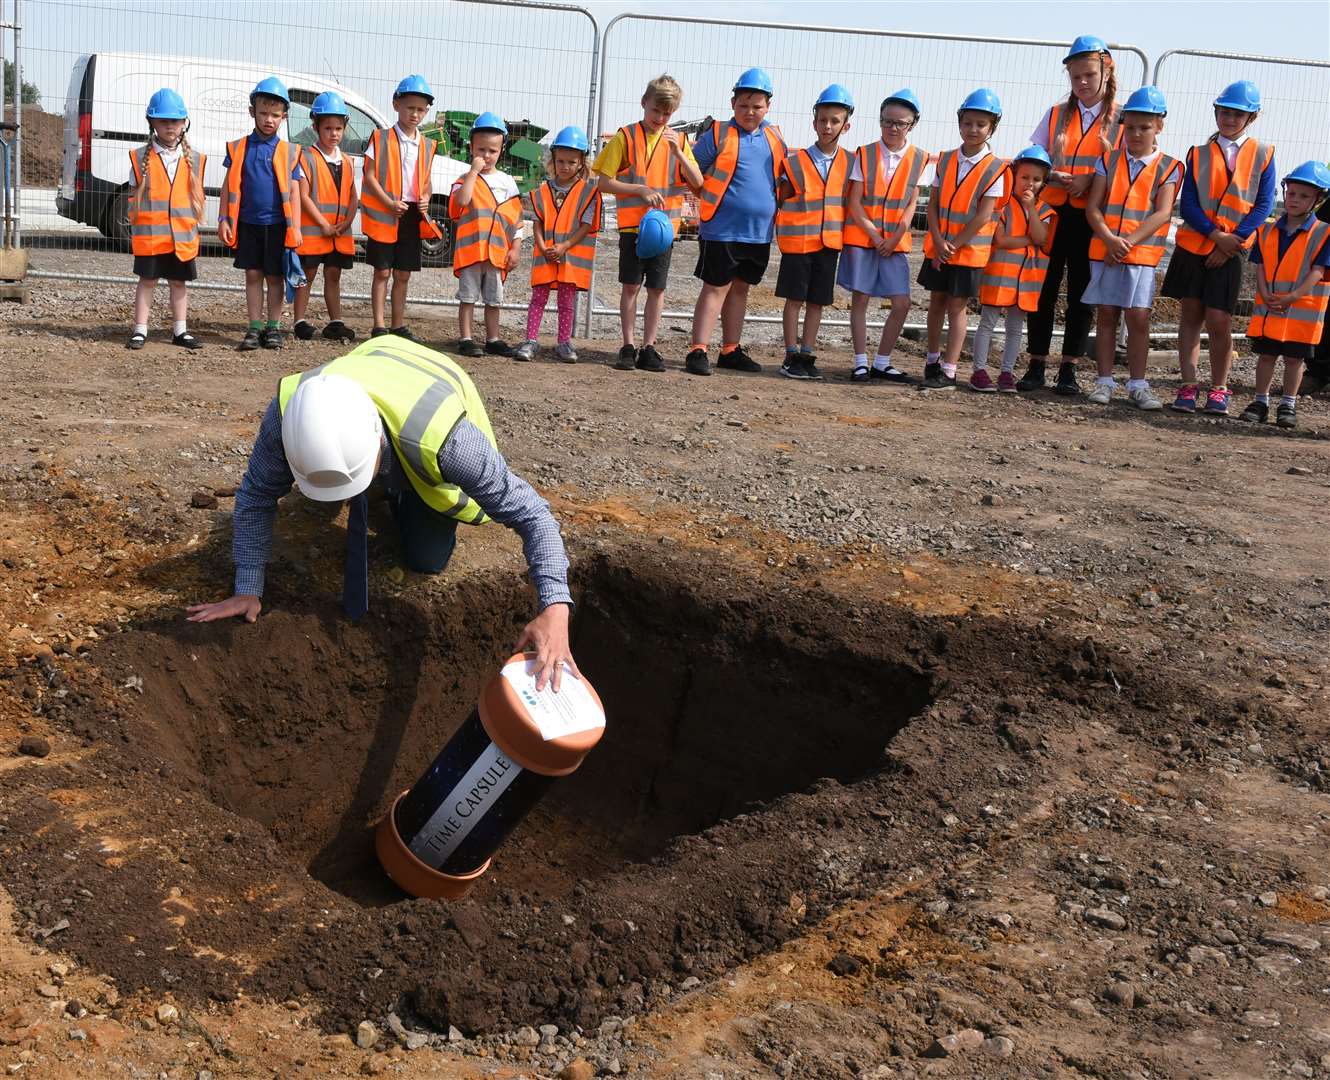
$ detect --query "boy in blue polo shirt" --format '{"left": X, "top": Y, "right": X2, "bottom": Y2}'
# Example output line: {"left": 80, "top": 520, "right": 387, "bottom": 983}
{"left": 218, "top": 77, "right": 303, "bottom": 351}
{"left": 685, "top": 67, "right": 787, "bottom": 376}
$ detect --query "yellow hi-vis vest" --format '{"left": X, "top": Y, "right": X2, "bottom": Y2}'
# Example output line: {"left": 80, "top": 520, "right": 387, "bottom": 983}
{"left": 277, "top": 338, "right": 498, "bottom": 525}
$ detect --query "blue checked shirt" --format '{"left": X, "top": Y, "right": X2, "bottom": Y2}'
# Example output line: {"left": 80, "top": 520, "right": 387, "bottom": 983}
{"left": 233, "top": 399, "right": 572, "bottom": 610}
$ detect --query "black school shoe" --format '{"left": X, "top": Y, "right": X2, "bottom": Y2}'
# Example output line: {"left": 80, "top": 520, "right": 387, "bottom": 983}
{"left": 484, "top": 338, "right": 512, "bottom": 357}
{"left": 685, "top": 348, "right": 712, "bottom": 376}
{"left": 1276, "top": 403, "right": 1298, "bottom": 429}
{"left": 717, "top": 344, "right": 762, "bottom": 373}
{"left": 1238, "top": 399, "right": 1268, "bottom": 424}
{"left": 260, "top": 327, "right": 284, "bottom": 349}
{"left": 457, "top": 337, "right": 483, "bottom": 357}
{"left": 126, "top": 331, "right": 147, "bottom": 350}
{"left": 869, "top": 366, "right": 911, "bottom": 384}
{"left": 172, "top": 331, "right": 204, "bottom": 351}
{"left": 1054, "top": 361, "right": 1081, "bottom": 396}
{"left": 917, "top": 362, "right": 956, "bottom": 391}
{"left": 237, "top": 328, "right": 262, "bottom": 351}
{"left": 1016, "top": 358, "right": 1046, "bottom": 392}
{"left": 322, "top": 321, "right": 357, "bottom": 343}
{"left": 294, "top": 320, "right": 317, "bottom": 341}
{"left": 635, "top": 345, "right": 666, "bottom": 373}
{"left": 390, "top": 326, "right": 420, "bottom": 343}
{"left": 801, "top": 353, "right": 823, "bottom": 380}
{"left": 614, "top": 344, "right": 637, "bottom": 370}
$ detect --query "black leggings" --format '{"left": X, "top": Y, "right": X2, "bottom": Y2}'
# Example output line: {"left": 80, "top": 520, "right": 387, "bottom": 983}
{"left": 1027, "top": 203, "right": 1093, "bottom": 359}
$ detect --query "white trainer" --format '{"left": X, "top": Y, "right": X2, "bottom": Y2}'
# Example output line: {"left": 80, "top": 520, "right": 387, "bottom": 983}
{"left": 1087, "top": 382, "right": 1115, "bottom": 405}
{"left": 1129, "top": 385, "right": 1163, "bottom": 411}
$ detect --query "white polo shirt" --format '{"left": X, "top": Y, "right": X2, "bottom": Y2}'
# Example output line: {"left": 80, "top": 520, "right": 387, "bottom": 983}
{"left": 395, "top": 124, "right": 420, "bottom": 203}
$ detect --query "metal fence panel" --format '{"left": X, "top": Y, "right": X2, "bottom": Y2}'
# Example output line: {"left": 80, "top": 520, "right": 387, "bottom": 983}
{"left": 16, "top": 0, "right": 597, "bottom": 310}
{"left": 587, "top": 11, "right": 1149, "bottom": 335}
{"left": 1153, "top": 49, "right": 1330, "bottom": 177}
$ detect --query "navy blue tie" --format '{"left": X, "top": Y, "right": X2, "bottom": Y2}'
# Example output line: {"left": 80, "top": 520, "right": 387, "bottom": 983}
{"left": 343, "top": 492, "right": 369, "bottom": 620}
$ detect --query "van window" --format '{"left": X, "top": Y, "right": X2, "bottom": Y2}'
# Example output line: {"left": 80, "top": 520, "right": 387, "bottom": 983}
{"left": 288, "top": 90, "right": 378, "bottom": 156}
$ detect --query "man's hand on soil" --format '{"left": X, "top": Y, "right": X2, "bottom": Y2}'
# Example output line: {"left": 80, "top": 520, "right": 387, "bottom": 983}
{"left": 185, "top": 595, "right": 262, "bottom": 623}
{"left": 514, "top": 603, "right": 579, "bottom": 692}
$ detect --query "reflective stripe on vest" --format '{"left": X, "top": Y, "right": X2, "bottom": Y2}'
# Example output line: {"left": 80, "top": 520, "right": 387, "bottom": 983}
{"left": 530, "top": 178, "right": 601, "bottom": 289}
{"left": 922, "top": 150, "right": 1006, "bottom": 268}
{"left": 1044, "top": 101, "right": 1120, "bottom": 208}
{"left": 128, "top": 144, "right": 204, "bottom": 260}
{"left": 1086, "top": 150, "right": 1182, "bottom": 267}
{"left": 615, "top": 122, "right": 690, "bottom": 232}
{"left": 1175, "top": 139, "right": 1274, "bottom": 256}
{"left": 697, "top": 119, "right": 786, "bottom": 223}
{"left": 841, "top": 143, "right": 928, "bottom": 254}
{"left": 276, "top": 337, "right": 499, "bottom": 524}
{"left": 449, "top": 174, "right": 524, "bottom": 278}
{"left": 978, "top": 198, "right": 1057, "bottom": 312}
{"left": 218, "top": 137, "right": 301, "bottom": 249}
{"left": 297, "top": 147, "right": 356, "bottom": 256}
{"left": 775, "top": 148, "right": 851, "bottom": 254}
{"left": 1248, "top": 219, "right": 1330, "bottom": 345}
{"left": 360, "top": 128, "right": 443, "bottom": 243}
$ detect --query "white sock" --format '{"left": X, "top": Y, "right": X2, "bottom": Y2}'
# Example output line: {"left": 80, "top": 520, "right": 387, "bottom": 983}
{"left": 853, "top": 352, "right": 868, "bottom": 371}
{"left": 1126, "top": 378, "right": 1149, "bottom": 392}
{"left": 133, "top": 323, "right": 148, "bottom": 337}
{"left": 1280, "top": 394, "right": 1297, "bottom": 408}
{"left": 1097, "top": 375, "right": 1117, "bottom": 387}
{"left": 172, "top": 320, "right": 187, "bottom": 336}
{"left": 941, "top": 361, "right": 957, "bottom": 379}
{"left": 872, "top": 354, "right": 892, "bottom": 372}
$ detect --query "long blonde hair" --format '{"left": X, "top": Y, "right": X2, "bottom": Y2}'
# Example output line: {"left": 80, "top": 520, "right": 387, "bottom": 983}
{"left": 1058, "top": 53, "right": 1118, "bottom": 152}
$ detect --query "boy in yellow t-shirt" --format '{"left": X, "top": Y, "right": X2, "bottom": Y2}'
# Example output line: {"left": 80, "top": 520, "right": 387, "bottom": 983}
{"left": 594, "top": 75, "right": 703, "bottom": 372}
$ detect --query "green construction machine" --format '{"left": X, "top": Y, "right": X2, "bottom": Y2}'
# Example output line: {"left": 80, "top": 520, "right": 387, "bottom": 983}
{"left": 422, "top": 110, "right": 549, "bottom": 196}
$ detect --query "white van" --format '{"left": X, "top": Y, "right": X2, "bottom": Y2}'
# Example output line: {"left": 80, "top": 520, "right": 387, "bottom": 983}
{"left": 57, "top": 52, "right": 468, "bottom": 265}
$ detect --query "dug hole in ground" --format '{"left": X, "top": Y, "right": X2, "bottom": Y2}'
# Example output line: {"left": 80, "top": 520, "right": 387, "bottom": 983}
{"left": 0, "top": 281, "right": 1328, "bottom": 1080}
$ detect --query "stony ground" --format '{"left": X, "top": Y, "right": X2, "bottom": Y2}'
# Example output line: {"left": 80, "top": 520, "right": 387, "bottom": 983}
{"left": 1, "top": 262, "right": 1328, "bottom": 1080}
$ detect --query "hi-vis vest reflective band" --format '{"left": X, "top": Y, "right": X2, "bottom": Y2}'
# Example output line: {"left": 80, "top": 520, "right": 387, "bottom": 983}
{"left": 841, "top": 143, "right": 929, "bottom": 253}
{"left": 530, "top": 178, "right": 601, "bottom": 290}
{"left": 979, "top": 198, "right": 1058, "bottom": 311}
{"left": 128, "top": 144, "right": 205, "bottom": 261}
{"left": 697, "top": 119, "right": 786, "bottom": 223}
{"left": 1044, "top": 101, "right": 1121, "bottom": 209}
{"left": 276, "top": 338, "right": 498, "bottom": 525}
{"left": 297, "top": 147, "right": 356, "bottom": 257}
{"left": 449, "top": 176, "right": 524, "bottom": 279}
{"left": 218, "top": 137, "right": 300, "bottom": 249}
{"left": 360, "top": 128, "right": 443, "bottom": 243}
{"left": 775, "top": 148, "right": 851, "bottom": 254}
{"left": 1175, "top": 138, "right": 1275, "bottom": 256}
{"left": 615, "top": 122, "right": 691, "bottom": 232}
{"left": 922, "top": 151, "right": 1007, "bottom": 268}
{"left": 1247, "top": 219, "right": 1330, "bottom": 346}
{"left": 1087, "top": 150, "right": 1183, "bottom": 267}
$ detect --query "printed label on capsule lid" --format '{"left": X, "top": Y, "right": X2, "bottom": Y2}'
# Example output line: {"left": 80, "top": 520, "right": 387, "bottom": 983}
{"left": 500, "top": 657, "right": 606, "bottom": 741}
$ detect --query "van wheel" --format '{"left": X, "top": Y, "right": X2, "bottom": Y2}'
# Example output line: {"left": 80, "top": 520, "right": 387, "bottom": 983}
{"left": 101, "top": 187, "right": 132, "bottom": 247}
{"left": 420, "top": 200, "right": 454, "bottom": 267}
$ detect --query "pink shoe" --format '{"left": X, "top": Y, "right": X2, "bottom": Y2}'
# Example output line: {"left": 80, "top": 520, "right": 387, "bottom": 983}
{"left": 1203, "top": 387, "right": 1232, "bottom": 416}
{"left": 996, "top": 371, "right": 1018, "bottom": 393}
{"left": 1170, "top": 384, "right": 1198, "bottom": 413}
{"left": 969, "top": 368, "right": 996, "bottom": 393}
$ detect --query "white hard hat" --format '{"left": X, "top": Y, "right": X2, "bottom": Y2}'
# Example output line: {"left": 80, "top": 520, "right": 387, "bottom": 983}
{"left": 280, "top": 373, "right": 382, "bottom": 502}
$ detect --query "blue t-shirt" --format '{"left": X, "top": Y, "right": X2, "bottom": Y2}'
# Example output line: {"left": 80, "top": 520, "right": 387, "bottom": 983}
{"left": 693, "top": 119, "right": 779, "bottom": 244}
{"left": 224, "top": 131, "right": 303, "bottom": 226}
{"left": 1249, "top": 214, "right": 1330, "bottom": 267}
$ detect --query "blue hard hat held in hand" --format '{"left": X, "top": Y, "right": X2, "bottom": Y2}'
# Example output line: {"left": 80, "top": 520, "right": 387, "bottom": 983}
{"left": 636, "top": 209, "right": 674, "bottom": 260}
{"left": 815, "top": 84, "right": 855, "bottom": 113}
{"left": 733, "top": 67, "right": 774, "bottom": 96}
{"left": 394, "top": 74, "right": 434, "bottom": 104}
{"left": 1214, "top": 80, "right": 1261, "bottom": 113}
{"left": 146, "top": 88, "right": 187, "bottom": 121}
{"left": 881, "top": 87, "right": 922, "bottom": 117}
{"left": 310, "top": 91, "right": 349, "bottom": 120}
{"left": 251, "top": 76, "right": 290, "bottom": 105}
{"left": 551, "top": 125, "right": 590, "bottom": 153}
{"left": 1284, "top": 160, "right": 1330, "bottom": 192}
{"left": 472, "top": 111, "right": 508, "bottom": 137}
{"left": 1012, "top": 145, "right": 1053, "bottom": 169}
{"left": 1065, "top": 34, "right": 1110, "bottom": 62}
{"left": 1122, "top": 85, "right": 1168, "bottom": 116}
{"left": 958, "top": 88, "right": 1002, "bottom": 119}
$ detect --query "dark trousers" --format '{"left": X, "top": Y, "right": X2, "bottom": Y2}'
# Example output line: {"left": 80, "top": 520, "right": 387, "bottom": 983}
{"left": 1027, "top": 203, "right": 1093, "bottom": 359}
{"left": 386, "top": 480, "right": 458, "bottom": 574}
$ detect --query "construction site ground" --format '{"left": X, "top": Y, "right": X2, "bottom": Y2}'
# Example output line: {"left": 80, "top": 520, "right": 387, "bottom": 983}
{"left": 1, "top": 261, "right": 1328, "bottom": 1080}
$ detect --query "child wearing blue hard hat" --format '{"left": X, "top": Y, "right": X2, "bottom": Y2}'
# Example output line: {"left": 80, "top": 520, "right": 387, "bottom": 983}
{"left": 126, "top": 88, "right": 206, "bottom": 351}
{"left": 514, "top": 126, "right": 602, "bottom": 364}
{"left": 218, "top": 76, "right": 305, "bottom": 351}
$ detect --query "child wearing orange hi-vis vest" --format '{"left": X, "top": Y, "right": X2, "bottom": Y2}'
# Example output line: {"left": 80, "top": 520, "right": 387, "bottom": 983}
{"left": 840, "top": 88, "right": 929, "bottom": 385}
{"left": 513, "top": 127, "right": 602, "bottom": 364}
{"left": 218, "top": 77, "right": 303, "bottom": 351}
{"left": 361, "top": 75, "right": 443, "bottom": 343}
{"left": 126, "top": 89, "right": 205, "bottom": 351}
{"left": 1162, "top": 80, "right": 1277, "bottom": 417}
{"left": 292, "top": 92, "right": 358, "bottom": 345}
{"left": 450, "top": 112, "right": 524, "bottom": 358}
{"left": 685, "top": 67, "right": 787, "bottom": 377}
{"left": 1237, "top": 162, "right": 1330, "bottom": 431}
{"left": 773, "top": 84, "right": 855, "bottom": 381}
{"left": 970, "top": 147, "right": 1057, "bottom": 393}
{"left": 918, "top": 89, "right": 1007, "bottom": 391}
{"left": 1082, "top": 86, "right": 1182, "bottom": 411}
